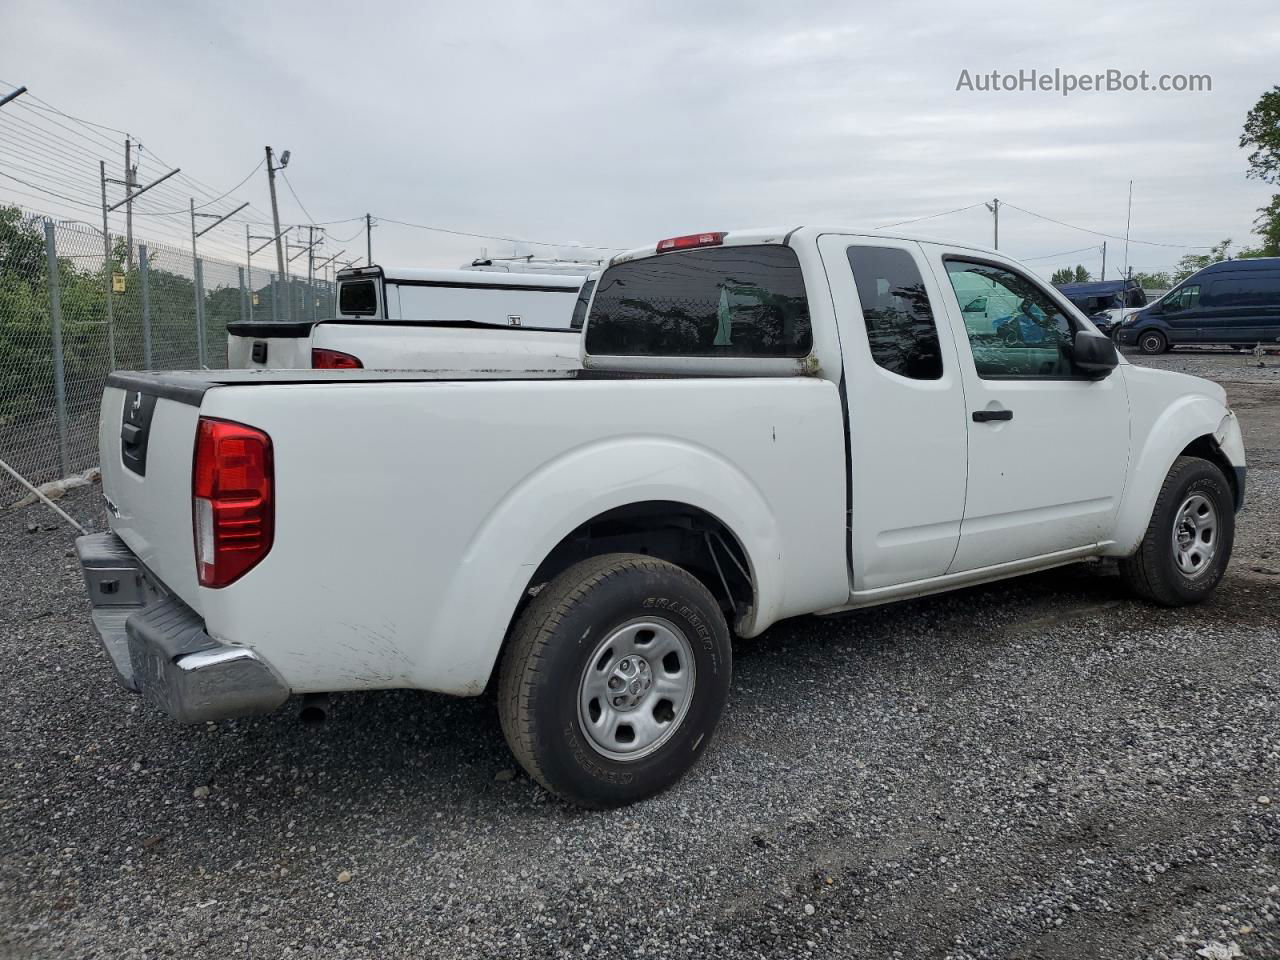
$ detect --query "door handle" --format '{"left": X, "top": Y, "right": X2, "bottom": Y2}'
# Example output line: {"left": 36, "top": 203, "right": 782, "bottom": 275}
{"left": 972, "top": 409, "right": 1013, "bottom": 422}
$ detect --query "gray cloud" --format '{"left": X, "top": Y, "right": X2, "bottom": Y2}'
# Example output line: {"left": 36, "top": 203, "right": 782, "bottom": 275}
{"left": 2, "top": 0, "right": 1278, "bottom": 279}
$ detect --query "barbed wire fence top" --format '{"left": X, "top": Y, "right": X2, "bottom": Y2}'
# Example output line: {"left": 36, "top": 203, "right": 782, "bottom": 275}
{"left": 0, "top": 202, "right": 332, "bottom": 503}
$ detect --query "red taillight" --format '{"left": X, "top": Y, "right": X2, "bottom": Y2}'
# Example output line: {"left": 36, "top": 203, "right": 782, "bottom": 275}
{"left": 311, "top": 348, "right": 363, "bottom": 369}
{"left": 192, "top": 417, "right": 274, "bottom": 588}
{"left": 656, "top": 231, "right": 726, "bottom": 252}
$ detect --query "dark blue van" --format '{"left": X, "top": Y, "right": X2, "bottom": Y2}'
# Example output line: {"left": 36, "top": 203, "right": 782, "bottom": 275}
{"left": 1116, "top": 257, "right": 1280, "bottom": 354}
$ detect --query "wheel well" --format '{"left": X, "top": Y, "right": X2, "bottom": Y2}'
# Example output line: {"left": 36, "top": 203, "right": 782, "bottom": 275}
{"left": 1180, "top": 434, "right": 1238, "bottom": 504}
{"left": 518, "top": 500, "right": 755, "bottom": 628}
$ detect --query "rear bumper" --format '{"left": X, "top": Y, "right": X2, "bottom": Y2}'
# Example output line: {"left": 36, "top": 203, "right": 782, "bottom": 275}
{"left": 75, "top": 532, "right": 289, "bottom": 723}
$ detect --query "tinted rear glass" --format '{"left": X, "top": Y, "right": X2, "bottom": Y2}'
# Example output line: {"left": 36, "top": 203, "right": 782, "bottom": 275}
{"left": 846, "top": 245, "right": 942, "bottom": 380}
{"left": 338, "top": 279, "right": 377, "bottom": 315}
{"left": 1205, "top": 276, "right": 1280, "bottom": 307}
{"left": 584, "top": 245, "right": 811, "bottom": 357}
{"left": 570, "top": 279, "right": 596, "bottom": 331}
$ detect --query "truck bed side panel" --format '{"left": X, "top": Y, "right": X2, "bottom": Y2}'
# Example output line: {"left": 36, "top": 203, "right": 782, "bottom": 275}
{"left": 195, "top": 377, "right": 848, "bottom": 695}
{"left": 309, "top": 322, "right": 582, "bottom": 371}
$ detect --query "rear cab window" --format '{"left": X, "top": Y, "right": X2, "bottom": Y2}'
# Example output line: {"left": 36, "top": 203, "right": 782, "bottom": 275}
{"left": 584, "top": 246, "right": 811, "bottom": 357}
{"left": 846, "top": 245, "right": 943, "bottom": 379}
{"left": 338, "top": 279, "right": 379, "bottom": 316}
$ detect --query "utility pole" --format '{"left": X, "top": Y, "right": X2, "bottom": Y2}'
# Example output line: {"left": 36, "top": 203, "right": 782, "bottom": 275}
{"left": 248, "top": 225, "right": 292, "bottom": 321}
{"left": 304, "top": 225, "right": 325, "bottom": 322}
{"left": 124, "top": 139, "right": 137, "bottom": 268}
{"left": 984, "top": 197, "right": 1000, "bottom": 250}
{"left": 1122, "top": 180, "right": 1133, "bottom": 284}
{"left": 1100, "top": 241, "right": 1107, "bottom": 281}
{"left": 264, "top": 146, "right": 290, "bottom": 280}
{"left": 365, "top": 213, "right": 374, "bottom": 265}
{"left": 246, "top": 224, "right": 254, "bottom": 321}
{"left": 189, "top": 197, "right": 249, "bottom": 366}
{"left": 101, "top": 157, "right": 179, "bottom": 370}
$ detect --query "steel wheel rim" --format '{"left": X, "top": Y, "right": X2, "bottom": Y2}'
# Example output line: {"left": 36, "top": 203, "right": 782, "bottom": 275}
{"left": 1171, "top": 493, "right": 1217, "bottom": 578}
{"left": 577, "top": 617, "right": 696, "bottom": 762}
{"left": 1142, "top": 333, "right": 1162, "bottom": 352}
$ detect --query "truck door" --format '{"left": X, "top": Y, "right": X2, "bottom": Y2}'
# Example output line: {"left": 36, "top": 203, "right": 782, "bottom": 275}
{"left": 932, "top": 255, "right": 1129, "bottom": 571}
{"left": 817, "top": 235, "right": 968, "bottom": 590}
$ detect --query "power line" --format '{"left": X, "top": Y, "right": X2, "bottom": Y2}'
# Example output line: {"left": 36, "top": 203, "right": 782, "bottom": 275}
{"left": 135, "top": 157, "right": 266, "bottom": 216}
{"left": 1001, "top": 202, "right": 1213, "bottom": 249}
{"left": 874, "top": 202, "right": 986, "bottom": 230}
{"left": 1018, "top": 244, "right": 1100, "bottom": 261}
{"left": 0, "top": 170, "right": 100, "bottom": 209}
{"left": 373, "top": 214, "right": 625, "bottom": 251}
{"left": 0, "top": 80, "right": 132, "bottom": 139}
{"left": 279, "top": 170, "right": 316, "bottom": 223}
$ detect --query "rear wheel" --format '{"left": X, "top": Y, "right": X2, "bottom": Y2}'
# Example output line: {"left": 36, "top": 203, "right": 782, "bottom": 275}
{"left": 498, "top": 553, "right": 732, "bottom": 808}
{"left": 1137, "top": 329, "right": 1168, "bottom": 354}
{"left": 1120, "top": 456, "right": 1234, "bottom": 606}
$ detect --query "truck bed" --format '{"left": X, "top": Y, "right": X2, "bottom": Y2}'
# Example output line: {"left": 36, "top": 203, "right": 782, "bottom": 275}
{"left": 97, "top": 369, "right": 849, "bottom": 697}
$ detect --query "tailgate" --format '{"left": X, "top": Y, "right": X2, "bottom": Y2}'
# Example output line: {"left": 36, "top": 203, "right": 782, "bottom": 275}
{"left": 226, "top": 320, "right": 315, "bottom": 369}
{"left": 99, "top": 378, "right": 204, "bottom": 611}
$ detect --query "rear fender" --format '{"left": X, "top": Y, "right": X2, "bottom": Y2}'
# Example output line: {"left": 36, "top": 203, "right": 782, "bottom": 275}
{"left": 415, "top": 436, "right": 783, "bottom": 694}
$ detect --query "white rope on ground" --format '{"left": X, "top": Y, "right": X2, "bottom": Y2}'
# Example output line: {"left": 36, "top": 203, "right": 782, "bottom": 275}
{"left": 0, "top": 457, "right": 89, "bottom": 535}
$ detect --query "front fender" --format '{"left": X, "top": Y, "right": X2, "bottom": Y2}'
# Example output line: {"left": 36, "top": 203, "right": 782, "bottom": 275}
{"left": 414, "top": 436, "right": 786, "bottom": 694}
{"left": 1108, "top": 393, "right": 1236, "bottom": 555}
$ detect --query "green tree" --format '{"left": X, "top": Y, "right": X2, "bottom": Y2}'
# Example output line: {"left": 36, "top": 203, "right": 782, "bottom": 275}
{"left": 1133, "top": 270, "right": 1172, "bottom": 289}
{"left": 1238, "top": 195, "right": 1280, "bottom": 258}
{"left": 1240, "top": 86, "right": 1280, "bottom": 257}
{"left": 1171, "top": 239, "right": 1234, "bottom": 285}
{"left": 1050, "top": 265, "right": 1090, "bottom": 284}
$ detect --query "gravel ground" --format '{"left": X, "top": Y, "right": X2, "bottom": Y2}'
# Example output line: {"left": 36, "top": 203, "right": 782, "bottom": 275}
{"left": 2, "top": 351, "right": 1278, "bottom": 960}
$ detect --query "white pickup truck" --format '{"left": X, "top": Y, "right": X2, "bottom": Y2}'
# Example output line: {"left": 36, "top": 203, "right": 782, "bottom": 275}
{"left": 226, "top": 266, "right": 594, "bottom": 372}
{"left": 78, "top": 227, "right": 1246, "bottom": 808}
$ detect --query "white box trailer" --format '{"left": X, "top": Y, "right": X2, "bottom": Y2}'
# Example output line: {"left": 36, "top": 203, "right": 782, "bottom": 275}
{"left": 227, "top": 265, "right": 594, "bottom": 371}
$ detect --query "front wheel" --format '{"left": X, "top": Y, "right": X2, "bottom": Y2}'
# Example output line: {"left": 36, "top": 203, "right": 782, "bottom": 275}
{"left": 498, "top": 553, "right": 732, "bottom": 808}
{"left": 1120, "top": 456, "right": 1234, "bottom": 606}
{"left": 1137, "top": 329, "right": 1168, "bottom": 354}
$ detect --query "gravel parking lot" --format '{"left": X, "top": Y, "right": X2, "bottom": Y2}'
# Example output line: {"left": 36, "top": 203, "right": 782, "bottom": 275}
{"left": 2, "top": 350, "right": 1277, "bottom": 960}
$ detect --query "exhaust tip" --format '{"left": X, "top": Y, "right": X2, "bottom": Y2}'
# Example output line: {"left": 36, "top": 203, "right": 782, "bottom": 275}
{"left": 299, "top": 692, "right": 331, "bottom": 725}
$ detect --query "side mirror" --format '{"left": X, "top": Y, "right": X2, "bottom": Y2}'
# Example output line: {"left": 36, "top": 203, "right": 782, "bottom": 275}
{"left": 1073, "top": 329, "right": 1119, "bottom": 379}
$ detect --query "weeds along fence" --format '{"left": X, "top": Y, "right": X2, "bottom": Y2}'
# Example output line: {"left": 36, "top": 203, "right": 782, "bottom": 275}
{"left": 0, "top": 205, "right": 334, "bottom": 503}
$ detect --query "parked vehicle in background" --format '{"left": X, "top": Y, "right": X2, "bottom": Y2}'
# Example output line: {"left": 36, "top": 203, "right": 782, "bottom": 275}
{"left": 1116, "top": 257, "right": 1280, "bottom": 354}
{"left": 465, "top": 256, "right": 604, "bottom": 276}
{"left": 80, "top": 227, "right": 1245, "bottom": 808}
{"left": 1056, "top": 278, "right": 1148, "bottom": 336}
{"left": 227, "top": 265, "right": 593, "bottom": 371}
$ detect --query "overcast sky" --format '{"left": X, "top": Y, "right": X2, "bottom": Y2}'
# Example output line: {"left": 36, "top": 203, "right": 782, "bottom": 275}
{"left": 2, "top": 0, "right": 1278, "bottom": 280}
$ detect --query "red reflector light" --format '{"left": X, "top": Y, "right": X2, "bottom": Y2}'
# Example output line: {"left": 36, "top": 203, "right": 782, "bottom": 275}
{"left": 192, "top": 417, "right": 274, "bottom": 588}
{"left": 311, "top": 348, "right": 363, "bottom": 369}
{"left": 656, "top": 231, "right": 726, "bottom": 252}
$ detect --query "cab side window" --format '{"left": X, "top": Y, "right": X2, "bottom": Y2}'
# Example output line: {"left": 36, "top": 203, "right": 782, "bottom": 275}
{"left": 1162, "top": 284, "right": 1200, "bottom": 312}
{"left": 944, "top": 260, "right": 1077, "bottom": 379}
{"left": 846, "top": 246, "right": 943, "bottom": 380}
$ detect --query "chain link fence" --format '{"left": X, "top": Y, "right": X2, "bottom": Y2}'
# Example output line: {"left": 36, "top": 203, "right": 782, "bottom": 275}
{"left": 0, "top": 204, "right": 333, "bottom": 503}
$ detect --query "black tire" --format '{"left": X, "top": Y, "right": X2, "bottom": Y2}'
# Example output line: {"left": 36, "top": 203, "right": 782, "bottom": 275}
{"left": 1137, "top": 329, "right": 1168, "bottom": 355}
{"left": 497, "top": 553, "right": 732, "bottom": 808}
{"left": 1119, "top": 456, "right": 1234, "bottom": 606}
